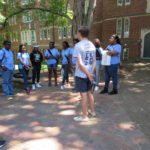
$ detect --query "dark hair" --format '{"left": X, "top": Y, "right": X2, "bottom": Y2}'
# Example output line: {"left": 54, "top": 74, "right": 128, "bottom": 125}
{"left": 18, "top": 44, "right": 26, "bottom": 53}
{"left": 49, "top": 42, "right": 55, "bottom": 48}
{"left": 94, "top": 38, "right": 101, "bottom": 47}
{"left": 112, "top": 34, "right": 121, "bottom": 45}
{"left": 78, "top": 26, "right": 89, "bottom": 38}
{"left": 63, "top": 41, "right": 70, "bottom": 49}
{"left": 73, "top": 38, "right": 79, "bottom": 43}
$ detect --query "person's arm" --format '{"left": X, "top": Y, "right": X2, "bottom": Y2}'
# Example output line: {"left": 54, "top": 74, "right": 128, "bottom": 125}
{"left": 76, "top": 57, "right": 95, "bottom": 82}
{"left": 40, "top": 52, "right": 44, "bottom": 62}
{"left": 107, "top": 45, "right": 121, "bottom": 56}
{"left": 0, "top": 51, "right": 7, "bottom": 71}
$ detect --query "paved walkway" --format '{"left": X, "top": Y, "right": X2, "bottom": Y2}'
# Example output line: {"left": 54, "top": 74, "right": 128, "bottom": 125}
{"left": 0, "top": 75, "right": 150, "bottom": 150}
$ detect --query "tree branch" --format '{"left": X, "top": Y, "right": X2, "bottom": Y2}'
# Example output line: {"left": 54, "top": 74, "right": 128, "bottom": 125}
{"left": 2, "top": 6, "right": 73, "bottom": 28}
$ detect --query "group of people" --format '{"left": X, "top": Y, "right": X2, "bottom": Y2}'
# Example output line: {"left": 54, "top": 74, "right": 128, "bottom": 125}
{"left": 0, "top": 26, "right": 122, "bottom": 122}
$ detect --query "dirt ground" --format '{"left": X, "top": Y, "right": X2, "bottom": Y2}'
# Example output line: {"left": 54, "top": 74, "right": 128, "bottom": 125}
{"left": 0, "top": 62, "right": 150, "bottom": 150}
{"left": 116, "top": 62, "right": 150, "bottom": 139}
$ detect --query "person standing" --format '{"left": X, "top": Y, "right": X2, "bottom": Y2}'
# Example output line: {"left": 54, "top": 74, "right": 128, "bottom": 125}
{"left": 0, "top": 40, "right": 14, "bottom": 96}
{"left": 100, "top": 34, "right": 122, "bottom": 95}
{"left": 73, "top": 27, "right": 96, "bottom": 122}
{"left": 30, "top": 45, "right": 43, "bottom": 90}
{"left": 45, "top": 42, "right": 60, "bottom": 86}
{"left": 93, "top": 38, "right": 103, "bottom": 91}
{"left": 17, "top": 44, "right": 32, "bottom": 94}
{"left": 69, "top": 39, "right": 79, "bottom": 86}
{"left": 60, "top": 41, "right": 71, "bottom": 90}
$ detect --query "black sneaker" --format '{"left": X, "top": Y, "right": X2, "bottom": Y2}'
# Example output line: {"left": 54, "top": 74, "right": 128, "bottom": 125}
{"left": 109, "top": 89, "right": 118, "bottom": 95}
{"left": 100, "top": 88, "right": 108, "bottom": 94}
{"left": 0, "top": 140, "right": 6, "bottom": 148}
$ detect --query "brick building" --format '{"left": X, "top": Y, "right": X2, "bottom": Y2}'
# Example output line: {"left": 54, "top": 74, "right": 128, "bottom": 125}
{"left": 1, "top": 0, "right": 150, "bottom": 60}
{"left": 92, "top": 0, "right": 150, "bottom": 60}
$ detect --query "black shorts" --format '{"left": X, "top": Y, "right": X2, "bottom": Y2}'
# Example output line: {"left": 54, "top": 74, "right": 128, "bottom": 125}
{"left": 75, "top": 77, "right": 92, "bottom": 93}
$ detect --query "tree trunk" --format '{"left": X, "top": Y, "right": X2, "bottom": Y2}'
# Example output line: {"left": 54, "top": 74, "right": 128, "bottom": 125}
{"left": 72, "top": 0, "right": 97, "bottom": 38}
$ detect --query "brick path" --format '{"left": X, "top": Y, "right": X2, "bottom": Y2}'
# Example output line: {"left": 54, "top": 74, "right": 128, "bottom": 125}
{"left": 0, "top": 76, "right": 150, "bottom": 150}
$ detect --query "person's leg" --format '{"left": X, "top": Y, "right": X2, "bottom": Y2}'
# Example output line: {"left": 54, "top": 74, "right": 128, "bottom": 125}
{"left": 20, "top": 68, "right": 29, "bottom": 89}
{"left": 100, "top": 66, "right": 110, "bottom": 94}
{"left": 37, "top": 64, "right": 41, "bottom": 84}
{"left": 53, "top": 67, "right": 58, "bottom": 86}
{"left": 62, "top": 65, "right": 66, "bottom": 85}
{"left": 66, "top": 65, "right": 69, "bottom": 84}
{"left": 104, "top": 66, "right": 111, "bottom": 89}
{"left": 87, "top": 91, "right": 95, "bottom": 113}
{"left": 96, "top": 65, "right": 101, "bottom": 86}
{"left": 80, "top": 92, "right": 88, "bottom": 118}
{"left": 8, "top": 70, "right": 14, "bottom": 95}
{"left": 32, "top": 65, "right": 36, "bottom": 84}
{"left": 109, "top": 64, "right": 119, "bottom": 94}
{"left": 48, "top": 68, "right": 52, "bottom": 86}
{"left": 2, "top": 70, "right": 10, "bottom": 96}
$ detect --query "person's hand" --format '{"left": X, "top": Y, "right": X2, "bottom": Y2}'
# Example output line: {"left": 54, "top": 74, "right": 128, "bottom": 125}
{"left": 2, "top": 66, "right": 7, "bottom": 71}
{"left": 87, "top": 73, "right": 95, "bottom": 82}
{"left": 107, "top": 51, "right": 112, "bottom": 56}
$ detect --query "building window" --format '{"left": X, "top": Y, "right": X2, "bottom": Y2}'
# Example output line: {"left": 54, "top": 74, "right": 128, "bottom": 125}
{"left": 21, "top": 30, "right": 36, "bottom": 44}
{"left": 124, "top": 17, "right": 130, "bottom": 38}
{"left": 47, "top": 29, "right": 51, "bottom": 40}
{"left": 21, "top": 0, "right": 31, "bottom": 5}
{"left": 8, "top": 16, "right": 16, "bottom": 26}
{"left": 40, "top": 30, "right": 43, "bottom": 40}
{"left": 85, "top": 0, "right": 90, "bottom": 14}
{"left": 39, "top": 28, "right": 51, "bottom": 40}
{"left": 58, "top": 28, "right": 63, "bottom": 39}
{"left": 116, "top": 18, "right": 122, "bottom": 38}
{"left": 22, "top": 12, "right": 32, "bottom": 23}
{"left": 67, "top": 28, "right": 72, "bottom": 39}
{"left": 125, "top": 0, "right": 131, "bottom": 5}
{"left": 117, "top": 0, "right": 123, "bottom": 6}
{"left": 7, "top": 0, "right": 15, "bottom": 8}
{"left": 31, "top": 30, "right": 36, "bottom": 43}
{"left": 63, "top": 28, "right": 67, "bottom": 39}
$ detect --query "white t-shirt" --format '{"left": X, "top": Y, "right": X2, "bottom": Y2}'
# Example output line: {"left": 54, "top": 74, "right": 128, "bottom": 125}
{"left": 73, "top": 40, "right": 96, "bottom": 78}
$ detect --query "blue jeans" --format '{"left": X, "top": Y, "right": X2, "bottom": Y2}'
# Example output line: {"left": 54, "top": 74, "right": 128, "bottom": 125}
{"left": 104, "top": 64, "right": 119, "bottom": 90}
{"left": 62, "top": 64, "right": 69, "bottom": 84}
{"left": 20, "top": 68, "right": 29, "bottom": 89}
{"left": 2, "top": 69, "right": 14, "bottom": 96}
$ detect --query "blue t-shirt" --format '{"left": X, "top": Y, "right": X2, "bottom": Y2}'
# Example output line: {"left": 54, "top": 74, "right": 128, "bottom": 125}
{"left": 0, "top": 48, "right": 14, "bottom": 70}
{"left": 61, "top": 48, "right": 71, "bottom": 65}
{"left": 17, "top": 52, "right": 30, "bottom": 69}
{"left": 69, "top": 48, "right": 76, "bottom": 65}
{"left": 45, "top": 48, "right": 60, "bottom": 65}
{"left": 106, "top": 44, "right": 122, "bottom": 65}
{"left": 96, "top": 47, "right": 102, "bottom": 65}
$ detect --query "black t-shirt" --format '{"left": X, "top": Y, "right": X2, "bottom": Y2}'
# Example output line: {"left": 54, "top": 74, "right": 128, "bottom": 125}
{"left": 30, "top": 51, "right": 43, "bottom": 64}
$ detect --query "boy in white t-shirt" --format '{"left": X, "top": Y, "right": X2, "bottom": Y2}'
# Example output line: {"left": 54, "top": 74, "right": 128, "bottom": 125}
{"left": 73, "top": 27, "right": 96, "bottom": 122}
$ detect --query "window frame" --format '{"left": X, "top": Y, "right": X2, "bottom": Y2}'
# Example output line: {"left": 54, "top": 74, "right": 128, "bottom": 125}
{"left": 124, "top": 17, "right": 130, "bottom": 38}
{"left": 116, "top": 18, "right": 123, "bottom": 38}
{"left": 117, "top": 0, "right": 123, "bottom": 6}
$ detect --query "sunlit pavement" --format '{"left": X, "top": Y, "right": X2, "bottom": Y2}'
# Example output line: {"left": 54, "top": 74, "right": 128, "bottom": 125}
{"left": 0, "top": 74, "right": 150, "bottom": 150}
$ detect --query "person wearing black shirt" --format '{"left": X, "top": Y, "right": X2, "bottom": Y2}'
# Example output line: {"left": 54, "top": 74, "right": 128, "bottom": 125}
{"left": 30, "top": 45, "right": 43, "bottom": 90}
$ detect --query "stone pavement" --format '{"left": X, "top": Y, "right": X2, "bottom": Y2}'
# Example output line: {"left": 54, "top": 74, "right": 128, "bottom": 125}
{"left": 0, "top": 76, "right": 150, "bottom": 150}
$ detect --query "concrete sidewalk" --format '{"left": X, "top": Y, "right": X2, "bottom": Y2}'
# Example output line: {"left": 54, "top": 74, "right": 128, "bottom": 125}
{"left": 0, "top": 77, "right": 150, "bottom": 150}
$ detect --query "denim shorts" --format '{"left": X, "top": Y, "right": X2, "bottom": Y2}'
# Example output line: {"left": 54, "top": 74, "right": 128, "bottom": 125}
{"left": 75, "top": 77, "right": 92, "bottom": 93}
{"left": 48, "top": 63, "right": 57, "bottom": 69}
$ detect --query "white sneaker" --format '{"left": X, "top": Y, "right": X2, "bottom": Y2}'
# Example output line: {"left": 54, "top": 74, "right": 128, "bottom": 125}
{"left": 36, "top": 83, "right": 42, "bottom": 88}
{"left": 60, "top": 85, "right": 64, "bottom": 90}
{"left": 94, "top": 86, "right": 99, "bottom": 91}
{"left": 73, "top": 116, "right": 89, "bottom": 122}
{"left": 64, "top": 84, "right": 71, "bottom": 88}
{"left": 32, "top": 84, "right": 36, "bottom": 90}
{"left": 88, "top": 111, "right": 96, "bottom": 117}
